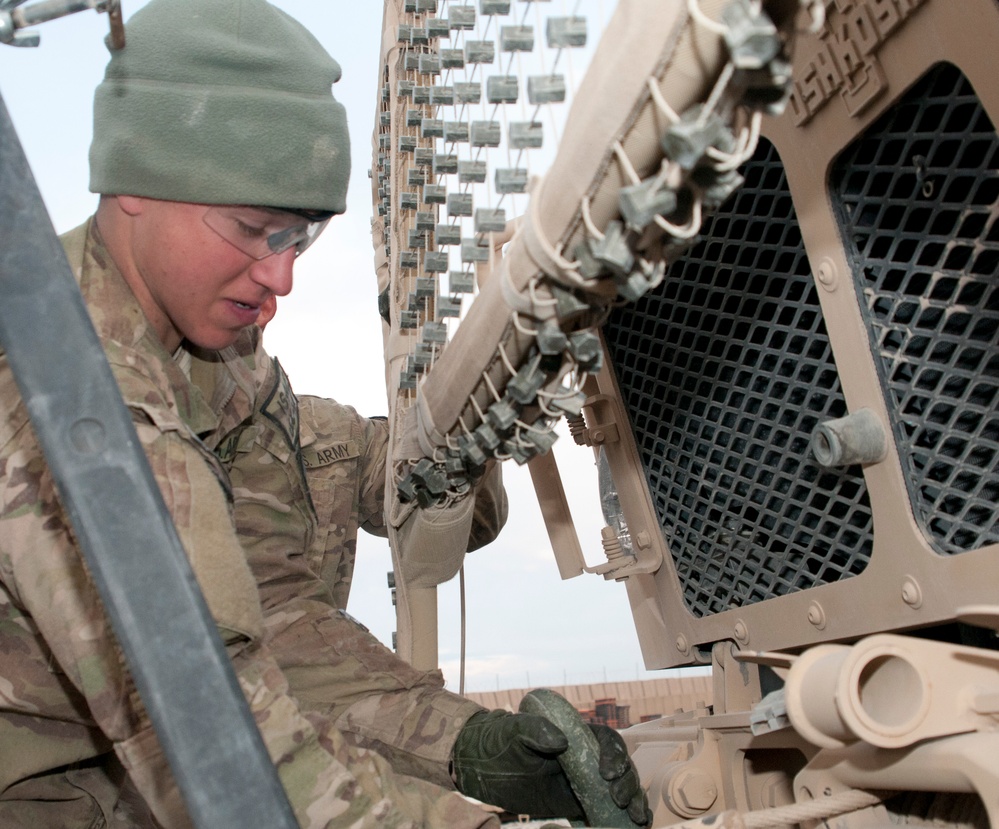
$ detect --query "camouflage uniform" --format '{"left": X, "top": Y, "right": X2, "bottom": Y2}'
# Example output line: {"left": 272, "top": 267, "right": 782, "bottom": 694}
{"left": 293, "top": 397, "right": 506, "bottom": 610}
{"left": 229, "top": 362, "right": 505, "bottom": 786}
{"left": 0, "top": 219, "right": 500, "bottom": 828}
{"left": 298, "top": 398, "right": 392, "bottom": 612}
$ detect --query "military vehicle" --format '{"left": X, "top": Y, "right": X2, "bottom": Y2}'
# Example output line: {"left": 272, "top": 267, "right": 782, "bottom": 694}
{"left": 374, "top": 0, "right": 999, "bottom": 826}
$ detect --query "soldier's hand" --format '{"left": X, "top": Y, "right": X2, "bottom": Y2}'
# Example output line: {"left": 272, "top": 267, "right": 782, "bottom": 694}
{"left": 590, "top": 723, "right": 653, "bottom": 827}
{"left": 451, "top": 709, "right": 651, "bottom": 826}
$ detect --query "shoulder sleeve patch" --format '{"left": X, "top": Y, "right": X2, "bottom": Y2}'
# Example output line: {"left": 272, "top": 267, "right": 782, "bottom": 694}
{"left": 259, "top": 357, "right": 300, "bottom": 459}
{"left": 301, "top": 440, "right": 360, "bottom": 470}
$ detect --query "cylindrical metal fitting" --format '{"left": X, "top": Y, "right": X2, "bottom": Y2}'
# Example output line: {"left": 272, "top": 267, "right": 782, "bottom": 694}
{"left": 811, "top": 407, "right": 887, "bottom": 468}
{"left": 0, "top": 12, "right": 16, "bottom": 43}
{"left": 12, "top": 0, "right": 94, "bottom": 28}
{"left": 785, "top": 638, "right": 932, "bottom": 750}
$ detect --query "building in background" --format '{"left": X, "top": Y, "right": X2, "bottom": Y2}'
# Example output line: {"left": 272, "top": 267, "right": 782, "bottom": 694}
{"left": 466, "top": 675, "right": 713, "bottom": 728}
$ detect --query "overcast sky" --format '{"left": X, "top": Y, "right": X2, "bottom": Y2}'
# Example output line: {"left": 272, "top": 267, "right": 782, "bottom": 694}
{"left": 0, "top": 0, "right": 697, "bottom": 692}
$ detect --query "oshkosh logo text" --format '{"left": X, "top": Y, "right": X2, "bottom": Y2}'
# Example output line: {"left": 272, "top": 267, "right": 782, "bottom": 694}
{"left": 788, "top": 0, "right": 929, "bottom": 126}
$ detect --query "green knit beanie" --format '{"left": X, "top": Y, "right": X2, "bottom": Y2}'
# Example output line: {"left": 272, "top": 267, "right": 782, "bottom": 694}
{"left": 90, "top": 0, "right": 350, "bottom": 214}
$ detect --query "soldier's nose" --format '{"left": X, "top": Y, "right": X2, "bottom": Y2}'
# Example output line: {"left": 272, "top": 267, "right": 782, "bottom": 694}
{"left": 250, "top": 248, "right": 295, "bottom": 297}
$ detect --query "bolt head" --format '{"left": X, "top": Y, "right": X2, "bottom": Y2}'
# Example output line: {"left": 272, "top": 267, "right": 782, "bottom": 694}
{"left": 669, "top": 768, "right": 718, "bottom": 815}
{"left": 816, "top": 257, "right": 838, "bottom": 291}
{"left": 734, "top": 620, "right": 749, "bottom": 644}
{"left": 807, "top": 602, "right": 826, "bottom": 629}
{"left": 901, "top": 577, "right": 923, "bottom": 608}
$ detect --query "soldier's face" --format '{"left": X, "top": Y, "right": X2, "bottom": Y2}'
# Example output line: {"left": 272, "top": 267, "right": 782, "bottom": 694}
{"left": 117, "top": 196, "right": 298, "bottom": 352}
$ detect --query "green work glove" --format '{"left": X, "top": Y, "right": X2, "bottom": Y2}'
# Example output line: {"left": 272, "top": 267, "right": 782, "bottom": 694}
{"left": 589, "top": 722, "right": 653, "bottom": 827}
{"left": 451, "top": 710, "right": 652, "bottom": 826}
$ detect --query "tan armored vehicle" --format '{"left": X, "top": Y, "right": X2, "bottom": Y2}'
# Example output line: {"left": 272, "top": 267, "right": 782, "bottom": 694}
{"left": 373, "top": 0, "right": 999, "bottom": 825}
{"left": 595, "top": 1, "right": 998, "bottom": 823}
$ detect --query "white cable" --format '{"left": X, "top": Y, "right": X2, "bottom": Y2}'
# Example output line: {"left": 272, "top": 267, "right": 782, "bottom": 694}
{"left": 457, "top": 416, "right": 473, "bottom": 437}
{"left": 686, "top": 0, "right": 728, "bottom": 35}
{"left": 654, "top": 196, "right": 703, "bottom": 240}
{"left": 480, "top": 370, "right": 502, "bottom": 403}
{"left": 647, "top": 77, "right": 681, "bottom": 124}
{"left": 707, "top": 110, "right": 762, "bottom": 171}
{"left": 699, "top": 61, "right": 736, "bottom": 124}
{"left": 580, "top": 195, "right": 604, "bottom": 240}
{"left": 469, "top": 393, "right": 487, "bottom": 422}
{"left": 496, "top": 340, "right": 519, "bottom": 375}
{"left": 511, "top": 311, "right": 541, "bottom": 337}
{"left": 741, "top": 789, "right": 888, "bottom": 829}
{"left": 535, "top": 396, "right": 563, "bottom": 418}
{"left": 612, "top": 140, "right": 642, "bottom": 186}
{"left": 528, "top": 276, "right": 559, "bottom": 307}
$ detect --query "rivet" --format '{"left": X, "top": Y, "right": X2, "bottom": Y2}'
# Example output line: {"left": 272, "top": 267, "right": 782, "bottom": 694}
{"left": 69, "top": 418, "right": 107, "bottom": 455}
{"left": 816, "top": 258, "right": 838, "bottom": 291}
{"left": 734, "top": 620, "right": 749, "bottom": 645}
{"left": 901, "top": 577, "right": 923, "bottom": 609}
{"left": 807, "top": 602, "right": 826, "bottom": 629}
{"left": 676, "top": 634, "right": 689, "bottom": 654}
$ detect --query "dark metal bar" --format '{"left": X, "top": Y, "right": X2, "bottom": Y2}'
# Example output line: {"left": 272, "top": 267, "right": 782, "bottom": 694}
{"left": 0, "top": 90, "right": 298, "bottom": 829}
{"left": 12, "top": 0, "right": 95, "bottom": 28}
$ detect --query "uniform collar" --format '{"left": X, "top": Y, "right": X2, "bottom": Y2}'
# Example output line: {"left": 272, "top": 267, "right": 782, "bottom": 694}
{"left": 68, "top": 218, "right": 221, "bottom": 438}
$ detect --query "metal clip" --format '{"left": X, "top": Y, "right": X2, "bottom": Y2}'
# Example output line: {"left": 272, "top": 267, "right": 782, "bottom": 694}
{"left": 1, "top": 0, "right": 123, "bottom": 49}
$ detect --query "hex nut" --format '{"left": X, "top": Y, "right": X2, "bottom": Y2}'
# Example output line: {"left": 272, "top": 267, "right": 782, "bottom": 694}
{"left": 668, "top": 768, "right": 718, "bottom": 816}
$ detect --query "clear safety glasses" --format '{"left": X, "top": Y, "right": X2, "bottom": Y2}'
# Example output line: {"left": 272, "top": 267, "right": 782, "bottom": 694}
{"left": 203, "top": 206, "right": 331, "bottom": 260}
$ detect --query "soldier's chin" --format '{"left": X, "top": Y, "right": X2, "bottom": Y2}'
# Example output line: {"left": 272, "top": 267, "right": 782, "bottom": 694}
{"left": 185, "top": 327, "right": 245, "bottom": 352}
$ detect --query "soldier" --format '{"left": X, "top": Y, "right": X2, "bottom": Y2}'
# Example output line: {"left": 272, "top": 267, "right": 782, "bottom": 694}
{"left": 0, "top": 0, "right": 651, "bottom": 827}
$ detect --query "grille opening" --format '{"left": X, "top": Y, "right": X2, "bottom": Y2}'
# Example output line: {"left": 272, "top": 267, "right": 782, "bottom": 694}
{"left": 603, "top": 139, "right": 873, "bottom": 619}
{"left": 832, "top": 62, "right": 999, "bottom": 555}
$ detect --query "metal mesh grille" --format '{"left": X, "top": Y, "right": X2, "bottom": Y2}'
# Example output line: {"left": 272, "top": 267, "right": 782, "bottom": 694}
{"left": 603, "top": 139, "right": 874, "bottom": 618}
{"left": 832, "top": 63, "right": 999, "bottom": 556}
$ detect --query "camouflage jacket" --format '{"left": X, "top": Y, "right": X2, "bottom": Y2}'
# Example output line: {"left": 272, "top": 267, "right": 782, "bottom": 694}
{"left": 0, "top": 219, "right": 498, "bottom": 828}
{"left": 295, "top": 397, "right": 506, "bottom": 610}
{"left": 298, "top": 397, "right": 391, "bottom": 611}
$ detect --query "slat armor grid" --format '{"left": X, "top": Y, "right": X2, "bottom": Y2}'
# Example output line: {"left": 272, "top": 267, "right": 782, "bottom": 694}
{"left": 603, "top": 138, "right": 874, "bottom": 618}
{"left": 832, "top": 62, "right": 999, "bottom": 556}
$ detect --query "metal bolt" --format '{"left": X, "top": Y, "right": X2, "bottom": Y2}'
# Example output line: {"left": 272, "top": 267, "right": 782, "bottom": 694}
{"left": 734, "top": 620, "right": 749, "bottom": 645}
{"left": 676, "top": 634, "right": 689, "bottom": 654}
{"left": 807, "top": 602, "right": 826, "bottom": 630}
{"left": 69, "top": 418, "right": 107, "bottom": 454}
{"left": 901, "top": 577, "right": 923, "bottom": 608}
{"left": 816, "top": 258, "right": 837, "bottom": 291}
{"left": 635, "top": 530, "right": 652, "bottom": 550}
{"left": 669, "top": 768, "right": 718, "bottom": 816}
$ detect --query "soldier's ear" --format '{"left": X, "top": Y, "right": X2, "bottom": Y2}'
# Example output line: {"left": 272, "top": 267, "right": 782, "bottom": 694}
{"left": 116, "top": 195, "right": 147, "bottom": 216}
